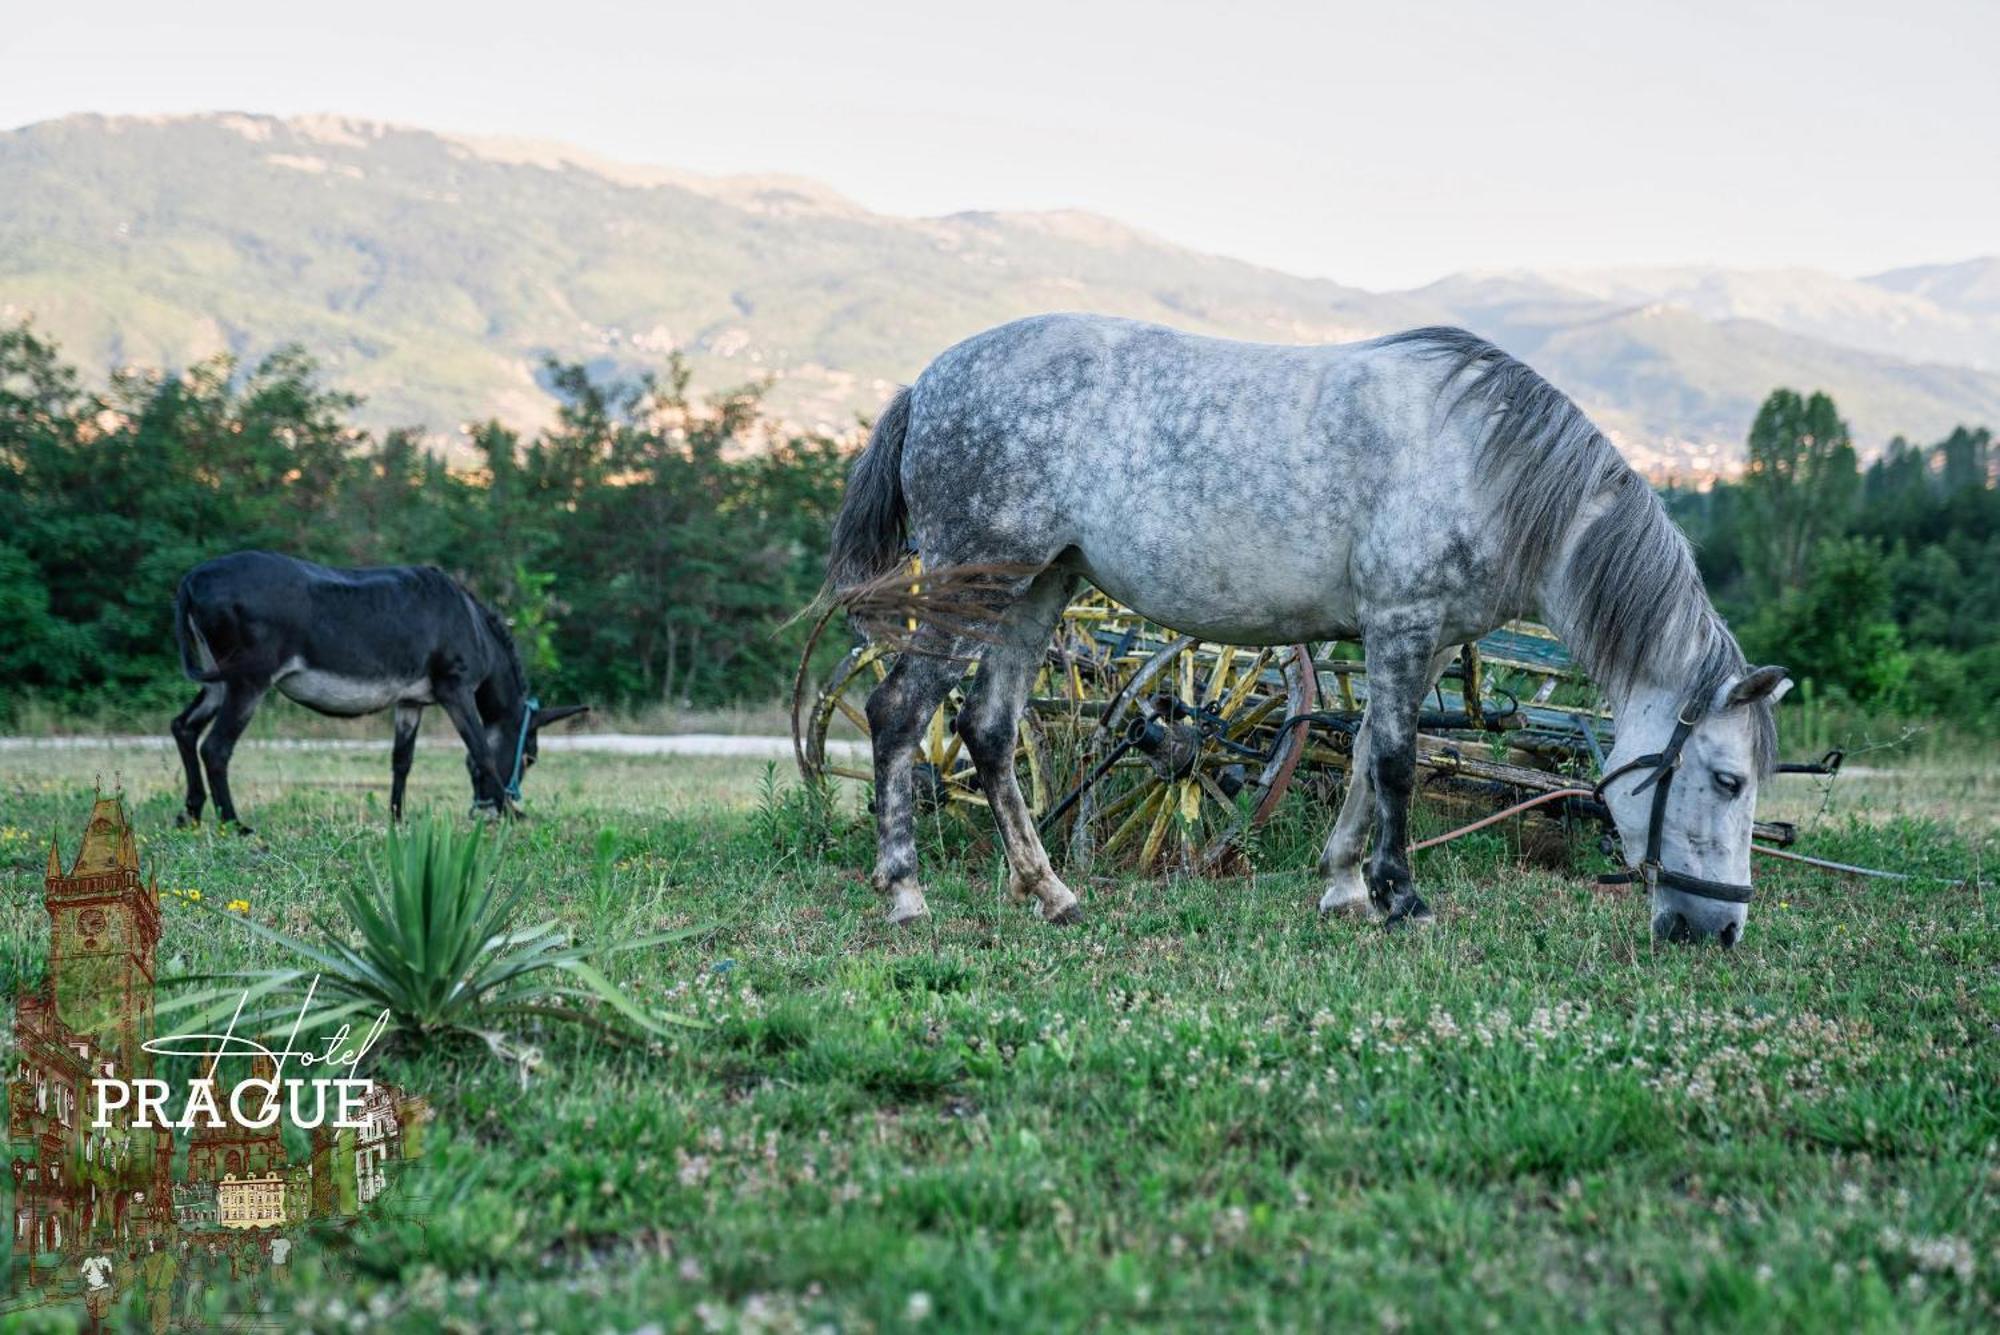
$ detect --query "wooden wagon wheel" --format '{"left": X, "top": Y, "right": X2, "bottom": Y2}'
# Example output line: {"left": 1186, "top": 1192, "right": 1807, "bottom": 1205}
{"left": 1055, "top": 629, "right": 1316, "bottom": 876}
{"left": 794, "top": 641, "right": 1055, "bottom": 815}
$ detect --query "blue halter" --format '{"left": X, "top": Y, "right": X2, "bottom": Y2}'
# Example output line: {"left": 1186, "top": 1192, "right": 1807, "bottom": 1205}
{"left": 504, "top": 695, "right": 539, "bottom": 801}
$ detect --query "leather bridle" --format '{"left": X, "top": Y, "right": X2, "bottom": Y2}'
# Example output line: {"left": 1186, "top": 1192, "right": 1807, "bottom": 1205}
{"left": 504, "top": 694, "right": 540, "bottom": 803}
{"left": 1591, "top": 712, "right": 1754, "bottom": 906}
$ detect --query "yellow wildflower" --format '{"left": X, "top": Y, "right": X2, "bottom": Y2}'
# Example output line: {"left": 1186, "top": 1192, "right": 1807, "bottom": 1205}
{"left": 227, "top": 899, "right": 250, "bottom": 913}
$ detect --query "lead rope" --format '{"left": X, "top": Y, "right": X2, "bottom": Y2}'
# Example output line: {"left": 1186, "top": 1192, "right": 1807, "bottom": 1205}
{"left": 1410, "top": 787, "right": 1595, "bottom": 850}
{"left": 504, "top": 694, "right": 539, "bottom": 801}
{"left": 1407, "top": 783, "right": 1958, "bottom": 886}
{"left": 1749, "top": 843, "right": 1964, "bottom": 886}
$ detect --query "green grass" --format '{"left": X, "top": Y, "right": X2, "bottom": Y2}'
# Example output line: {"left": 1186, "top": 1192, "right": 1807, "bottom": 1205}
{"left": 1, "top": 741, "right": 1994, "bottom": 1331}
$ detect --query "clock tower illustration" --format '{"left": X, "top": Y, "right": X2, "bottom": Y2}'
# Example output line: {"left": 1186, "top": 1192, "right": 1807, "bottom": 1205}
{"left": 44, "top": 792, "right": 162, "bottom": 1074}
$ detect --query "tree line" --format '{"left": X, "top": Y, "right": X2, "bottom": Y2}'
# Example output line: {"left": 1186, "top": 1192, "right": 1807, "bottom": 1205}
{"left": 2, "top": 321, "right": 1994, "bottom": 731}
{"left": 1666, "top": 390, "right": 1997, "bottom": 728}
{"left": 0, "top": 323, "right": 846, "bottom": 721}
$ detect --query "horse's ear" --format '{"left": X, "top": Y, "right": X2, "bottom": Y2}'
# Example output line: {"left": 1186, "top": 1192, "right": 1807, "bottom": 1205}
{"left": 531, "top": 704, "right": 591, "bottom": 730}
{"left": 1726, "top": 666, "right": 1791, "bottom": 708}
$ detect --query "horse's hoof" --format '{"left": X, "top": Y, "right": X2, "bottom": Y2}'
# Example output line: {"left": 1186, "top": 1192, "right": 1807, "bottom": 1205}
{"left": 1382, "top": 894, "right": 1434, "bottom": 932}
{"left": 1027, "top": 880, "right": 1081, "bottom": 925}
{"left": 174, "top": 812, "right": 199, "bottom": 830}
{"left": 1317, "top": 873, "right": 1375, "bottom": 918}
{"left": 884, "top": 883, "right": 930, "bottom": 925}
{"left": 1320, "top": 865, "right": 1390, "bottom": 922}
{"left": 227, "top": 823, "right": 254, "bottom": 838}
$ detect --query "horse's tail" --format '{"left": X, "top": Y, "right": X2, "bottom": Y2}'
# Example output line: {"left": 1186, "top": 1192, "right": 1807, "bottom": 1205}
{"left": 173, "top": 572, "right": 242, "bottom": 682}
{"left": 826, "top": 386, "right": 912, "bottom": 593}
{"left": 172, "top": 575, "right": 205, "bottom": 681}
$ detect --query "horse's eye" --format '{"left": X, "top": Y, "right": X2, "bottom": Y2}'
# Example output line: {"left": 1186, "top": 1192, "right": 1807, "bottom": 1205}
{"left": 1712, "top": 772, "right": 1744, "bottom": 798}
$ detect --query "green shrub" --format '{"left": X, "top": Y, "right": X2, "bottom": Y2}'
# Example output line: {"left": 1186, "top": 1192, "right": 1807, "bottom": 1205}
{"left": 161, "top": 815, "right": 709, "bottom": 1055}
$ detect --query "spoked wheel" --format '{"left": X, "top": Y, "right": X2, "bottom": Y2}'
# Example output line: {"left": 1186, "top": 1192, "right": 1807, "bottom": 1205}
{"left": 795, "top": 641, "right": 1056, "bottom": 816}
{"left": 792, "top": 589, "right": 1314, "bottom": 875}
{"left": 1048, "top": 629, "right": 1316, "bottom": 875}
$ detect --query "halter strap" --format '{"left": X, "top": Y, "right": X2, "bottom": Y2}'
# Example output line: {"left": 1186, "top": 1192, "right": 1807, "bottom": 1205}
{"left": 504, "top": 695, "right": 539, "bottom": 801}
{"left": 1591, "top": 714, "right": 1754, "bottom": 906}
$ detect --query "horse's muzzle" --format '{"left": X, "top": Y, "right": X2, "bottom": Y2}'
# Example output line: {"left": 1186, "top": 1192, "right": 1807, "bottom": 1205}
{"left": 1652, "top": 904, "right": 1743, "bottom": 948}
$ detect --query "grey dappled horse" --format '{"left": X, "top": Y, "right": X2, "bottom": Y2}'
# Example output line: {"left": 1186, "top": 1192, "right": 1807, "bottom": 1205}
{"left": 827, "top": 316, "right": 1789, "bottom": 945}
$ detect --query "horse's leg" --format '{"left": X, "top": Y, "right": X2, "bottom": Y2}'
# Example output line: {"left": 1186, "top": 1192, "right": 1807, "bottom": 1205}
{"left": 865, "top": 652, "right": 966, "bottom": 924}
{"left": 957, "top": 570, "right": 1079, "bottom": 923}
{"left": 1316, "top": 715, "right": 1377, "bottom": 916}
{"left": 200, "top": 680, "right": 268, "bottom": 834}
{"left": 171, "top": 686, "right": 224, "bottom": 827}
{"left": 389, "top": 704, "right": 423, "bottom": 821}
{"left": 1358, "top": 628, "right": 1453, "bottom": 927}
{"left": 435, "top": 682, "right": 508, "bottom": 813}
{"left": 1320, "top": 640, "right": 1454, "bottom": 922}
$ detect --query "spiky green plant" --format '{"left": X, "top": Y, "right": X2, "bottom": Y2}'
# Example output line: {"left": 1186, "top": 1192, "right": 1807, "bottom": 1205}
{"left": 161, "top": 815, "right": 706, "bottom": 1053}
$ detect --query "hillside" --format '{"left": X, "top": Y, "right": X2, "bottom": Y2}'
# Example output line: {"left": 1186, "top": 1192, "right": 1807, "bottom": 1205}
{"left": 4, "top": 112, "right": 1998, "bottom": 469}
{"left": 1866, "top": 257, "right": 2000, "bottom": 317}
{"left": 1451, "top": 263, "right": 2000, "bottom": 373}
{"left": 1416, "top": 274, "right": 2000, "bottom": 471}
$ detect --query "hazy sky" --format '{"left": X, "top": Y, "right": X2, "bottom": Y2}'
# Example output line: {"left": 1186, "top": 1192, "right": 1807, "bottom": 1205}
{"left": 4, "top": 0, "right": 1994, "bottom": 290}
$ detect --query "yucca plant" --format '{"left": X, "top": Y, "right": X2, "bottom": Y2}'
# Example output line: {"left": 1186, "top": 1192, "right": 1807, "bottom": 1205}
{"left": 161, "top": 815, "right": 707, "bottom": 1055}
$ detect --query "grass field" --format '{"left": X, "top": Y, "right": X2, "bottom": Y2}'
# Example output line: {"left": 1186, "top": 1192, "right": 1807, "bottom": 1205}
{"left": 1, "top": 737, "right": 1995, "bottom": 1331}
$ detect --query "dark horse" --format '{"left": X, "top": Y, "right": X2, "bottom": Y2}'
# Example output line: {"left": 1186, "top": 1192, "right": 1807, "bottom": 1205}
{"left": 171, "top": 551, "right": 588, "bottom": 831}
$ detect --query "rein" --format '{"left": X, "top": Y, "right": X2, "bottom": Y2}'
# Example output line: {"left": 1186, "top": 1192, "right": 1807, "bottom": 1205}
{"left": 504, "top": 694, "right": 539, "bottom": 802}
{"left": 1590, "top": 713, "right": 1754, "bottom": 905}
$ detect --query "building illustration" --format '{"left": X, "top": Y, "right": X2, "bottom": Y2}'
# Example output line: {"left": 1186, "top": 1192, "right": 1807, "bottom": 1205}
{"left": 216, "top": 1173, "right": 287, "bottom": 1229}
{"left": 182, "top": 1056, "right": 287, "bottom": 1185}
{"left": 8, "top": 796, "right": 173, "bottom": 1260}
{"left": 355, "top": 1081, "right": 429, "bottom": 1205}
{"left": 4, "top": 794, "right": 427, "bottom": 1321}
{"left": 170, "top": 1181, "right": 216, "bottom": 1229}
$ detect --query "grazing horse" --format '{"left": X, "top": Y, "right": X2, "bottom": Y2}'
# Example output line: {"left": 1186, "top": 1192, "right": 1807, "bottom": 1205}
{"left": 826, "top": 316, "right": 1789, "bottom": 944}
{"left": 171, "top": 551, "right": 588, "bottom": 831}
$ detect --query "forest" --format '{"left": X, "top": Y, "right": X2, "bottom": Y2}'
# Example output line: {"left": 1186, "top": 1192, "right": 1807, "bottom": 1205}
{"left": 2, "top": 321, "right": 1995, "bottom": 734}
{"left": 1667, "top": 390, "right": 1998, "bottom": 730}
{"left": 0, "top": 323, "right": 847, "bottom": 720}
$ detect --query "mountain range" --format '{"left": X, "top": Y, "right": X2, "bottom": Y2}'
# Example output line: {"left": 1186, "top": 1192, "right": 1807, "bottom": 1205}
{"left": 4, "top": 112, "right": 1998, "bottom": 473}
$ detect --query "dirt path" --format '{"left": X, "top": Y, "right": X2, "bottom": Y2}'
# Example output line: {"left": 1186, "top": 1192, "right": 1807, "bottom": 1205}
{"left": 0, "top": 733, "right": 869, "bottom": 762}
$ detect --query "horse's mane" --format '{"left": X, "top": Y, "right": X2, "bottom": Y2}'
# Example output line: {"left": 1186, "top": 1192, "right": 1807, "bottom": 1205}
{"left": 1376, "top": 327, "right": 1774, "bottom": 772}
{"left": 438, "top": 570, "right": 527, "bottom": 696}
